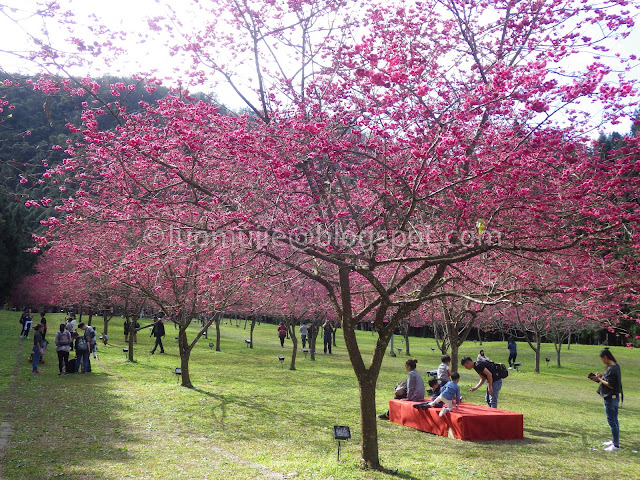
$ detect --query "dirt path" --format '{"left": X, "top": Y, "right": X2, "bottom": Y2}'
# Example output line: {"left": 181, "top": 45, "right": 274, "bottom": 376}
{"left": 0, "top": 341, "right": 24, "bottom": 480}
{"left": 95, "top": 355, "right": 288, "bottom": 480}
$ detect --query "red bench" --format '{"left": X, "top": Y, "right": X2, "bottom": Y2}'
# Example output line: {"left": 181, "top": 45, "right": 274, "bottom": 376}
{"left": 388, "top": 399, "right": 523, "bottom": 441}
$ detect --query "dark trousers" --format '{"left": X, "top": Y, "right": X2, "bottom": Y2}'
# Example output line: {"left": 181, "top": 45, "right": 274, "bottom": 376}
{"left": 151, "top": 337, "right": 164, "bottom": 353}
{"left": 508, "top": 353, "right": 517, "bottom": 366}
{"left": 301, "top": 335, "right": 307, "bottom": 348}
{"left": 22, "top": 325, "right": 32, "bottom": 338}
{"left": 57, "top": 350, "right": 70, "bottom": 373}
{"left": 279, "top": 335, "right": 285, "bottom": 347}
{"left": 323, "top": 336, "right": 332, "bottom": 354}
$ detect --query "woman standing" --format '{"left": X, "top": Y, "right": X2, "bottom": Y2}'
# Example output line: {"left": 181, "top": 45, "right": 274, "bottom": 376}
{"left": 55, "top": 323, "right": 72, "bottom": 375}
{"left": 590, "top": 348, "right": 623, "bottom": 451}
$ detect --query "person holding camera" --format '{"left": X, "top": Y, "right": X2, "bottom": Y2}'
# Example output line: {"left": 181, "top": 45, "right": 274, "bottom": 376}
{"left": 589, "top": 348, "right": 623, "bottom": 452}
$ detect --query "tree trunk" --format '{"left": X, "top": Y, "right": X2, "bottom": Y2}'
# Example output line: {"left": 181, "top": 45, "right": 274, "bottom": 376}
{"left": 358, "top": 372, "right": 380, "bottom": 470}
{"left": 215, "top": 315, "right": 221, "bottom": 351}
{"left": 534, "top": 340, "right": 541, "bottom": 373}
{"left": 555, "top": 340, "right": 563, "bottom": 367}
{"left": 310, "top": 321, "right": 321, "bottom": 361}
{"left": 87, "top": 311, "right": 93, "bottom": 326}
{"left": 178, "top": 327, "right": 193, "bottom": 388}
{"left": 78, "top": 305, "right": 83, "bottom": 323}
{"left": 249, "top": 317, "right": 255, "bottom": 349}
{"left": 103, "top": 312, "right": 109, "bottom": 336}
{"left": 404, "top": 328, "right": 410, "bottom": 356}
{"left": 289, "top": 333, "right": 297, "bottom": 371}
{"left": 342, "top": 321, "right": 383, "bottom": 470}
{"left": 127, "top": 319, "right": 135, "bottom": 362}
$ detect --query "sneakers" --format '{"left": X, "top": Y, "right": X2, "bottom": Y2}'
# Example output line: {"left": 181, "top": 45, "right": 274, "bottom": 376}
{"left": 439, "top": 407, "right": 452, "bottom": 417}
{"left": 602, "top": 440, "right": 614, "bottom": 446}
{"left": 378, "top": 413, "right": 389, "bottom": 420}
{"left": 32, "top": 370, "right": 41, "bottom": 374}
{"left": 413, "top": 402, "right": 432, "bottom": 410}
{"left": 604, "top": 444, "right": 620, "bottom": 452}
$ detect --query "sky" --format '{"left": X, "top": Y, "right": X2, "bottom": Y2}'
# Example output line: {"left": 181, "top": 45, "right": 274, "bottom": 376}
{"left": 1, "top": 0, "right": 639, "bottom": 133}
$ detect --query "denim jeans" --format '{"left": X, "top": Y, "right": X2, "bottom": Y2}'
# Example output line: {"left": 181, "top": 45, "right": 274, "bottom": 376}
{"left": 604, "top": 396, "right": 620, "bottom": 446}
{"left": 76, "top": 352, "right": 89, "bottom": 373}
{"left": 486, "top": 379, "right": 503, "bottom": 408}
{"left": 32, "top": 345, "right": 41, "bottom": 371}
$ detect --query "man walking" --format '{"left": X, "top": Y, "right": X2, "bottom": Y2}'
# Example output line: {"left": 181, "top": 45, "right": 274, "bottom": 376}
{"left": 461, "top": 356, "right": 503, "bottom": 409}
{"left": 150, "top": 316, "right": 165, "bottom": 354}
{"left": 299, "top": 322, "right": 308, "bottom": 349}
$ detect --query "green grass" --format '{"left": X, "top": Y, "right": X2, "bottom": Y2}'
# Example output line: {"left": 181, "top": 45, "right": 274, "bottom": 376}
{"left": 0, "top": 310, "right": 638, "bottom": 479}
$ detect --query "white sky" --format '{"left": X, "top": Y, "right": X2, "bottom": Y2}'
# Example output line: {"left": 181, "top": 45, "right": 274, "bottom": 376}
{"left": 1, "top": 0, "right": 639, "bottom": 133}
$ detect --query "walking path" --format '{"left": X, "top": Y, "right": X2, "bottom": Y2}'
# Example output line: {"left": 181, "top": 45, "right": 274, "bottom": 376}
{"left": 0, "top": 340, "right": 23, "bottom": 480}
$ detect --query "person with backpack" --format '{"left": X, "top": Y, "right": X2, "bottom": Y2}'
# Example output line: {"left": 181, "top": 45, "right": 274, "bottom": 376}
{"left": 55, "top": 323, "right": 72, "bottom": 375}
{"left": 73, "top": 331, "right": 90, "bottom": 373}
{"left": 150, "top": 316, "right": 165, "bottom": 354}
{"left": 461, "top": 356, "right": 504, "bottom": 409}
{"left": 78, "top": 323, "right": 96, "bottom": 371}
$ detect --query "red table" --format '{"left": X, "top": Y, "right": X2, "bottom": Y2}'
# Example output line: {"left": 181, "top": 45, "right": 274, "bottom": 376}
{"left": 388, "top": 399, "right": 523, "bottom": 441}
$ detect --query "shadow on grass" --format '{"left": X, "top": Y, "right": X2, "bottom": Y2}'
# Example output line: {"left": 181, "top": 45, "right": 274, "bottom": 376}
{"left": 381, "top": 467, "right": 429, "bottom": 480}
{"left": 0, "top": 320, "right": 137, "bottom": 480}
{"left": 524, "top": 426, "right": 596, "bottom": 447}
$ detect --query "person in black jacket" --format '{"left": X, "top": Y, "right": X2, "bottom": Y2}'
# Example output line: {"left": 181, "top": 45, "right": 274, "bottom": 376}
{"left": 461, "top": 356, "right": 503, "bottom": 408}
{"left": 590, "top": 348, "right": 623, "bottom": 451}
{"left": 150, "top": 317, "right": 165, "bottom": 354}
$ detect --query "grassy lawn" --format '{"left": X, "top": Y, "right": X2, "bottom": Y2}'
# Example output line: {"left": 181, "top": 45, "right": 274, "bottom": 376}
{"left": 0, "top": 310, "right": 638, "bottom": 480}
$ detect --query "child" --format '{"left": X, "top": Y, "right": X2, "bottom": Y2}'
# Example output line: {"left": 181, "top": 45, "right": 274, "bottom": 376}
{"left": 414, "top": 378, "right": 444, "bottom": 410}
{"left": 437, "top": 354, "right": 452, "bottom": 386}
{"left": 427, "top": 377, "right": 441, "bottom": 397}
{"left": 428, "top": 372, "right": 462, "bottom": 417}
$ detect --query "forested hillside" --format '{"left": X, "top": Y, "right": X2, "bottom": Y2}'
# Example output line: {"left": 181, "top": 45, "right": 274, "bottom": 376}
{"left": 0, "top": 73, "right": 172, "bottom": 304}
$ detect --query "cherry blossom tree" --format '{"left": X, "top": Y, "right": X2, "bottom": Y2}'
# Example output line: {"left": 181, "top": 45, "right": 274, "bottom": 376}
{"left": 18, "top": 0, "right": 640, "bottom": 469}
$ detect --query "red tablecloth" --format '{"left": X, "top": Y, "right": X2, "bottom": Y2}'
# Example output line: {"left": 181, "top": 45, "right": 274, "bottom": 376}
{"left": 388, "top": 399, "right": 523, "bottom": 441}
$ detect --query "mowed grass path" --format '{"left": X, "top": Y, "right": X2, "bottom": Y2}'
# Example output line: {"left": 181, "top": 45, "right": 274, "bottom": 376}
{"left": 0, "top": 310, "right": 638, "bottom": 480}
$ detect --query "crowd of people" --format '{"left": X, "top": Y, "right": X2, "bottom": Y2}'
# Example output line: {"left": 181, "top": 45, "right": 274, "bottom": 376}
{"left": 21, "top": 309, "right": 97, "bottom": 375}
{"left": 274, "top": 320, "right": 335, "bottom": 353}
